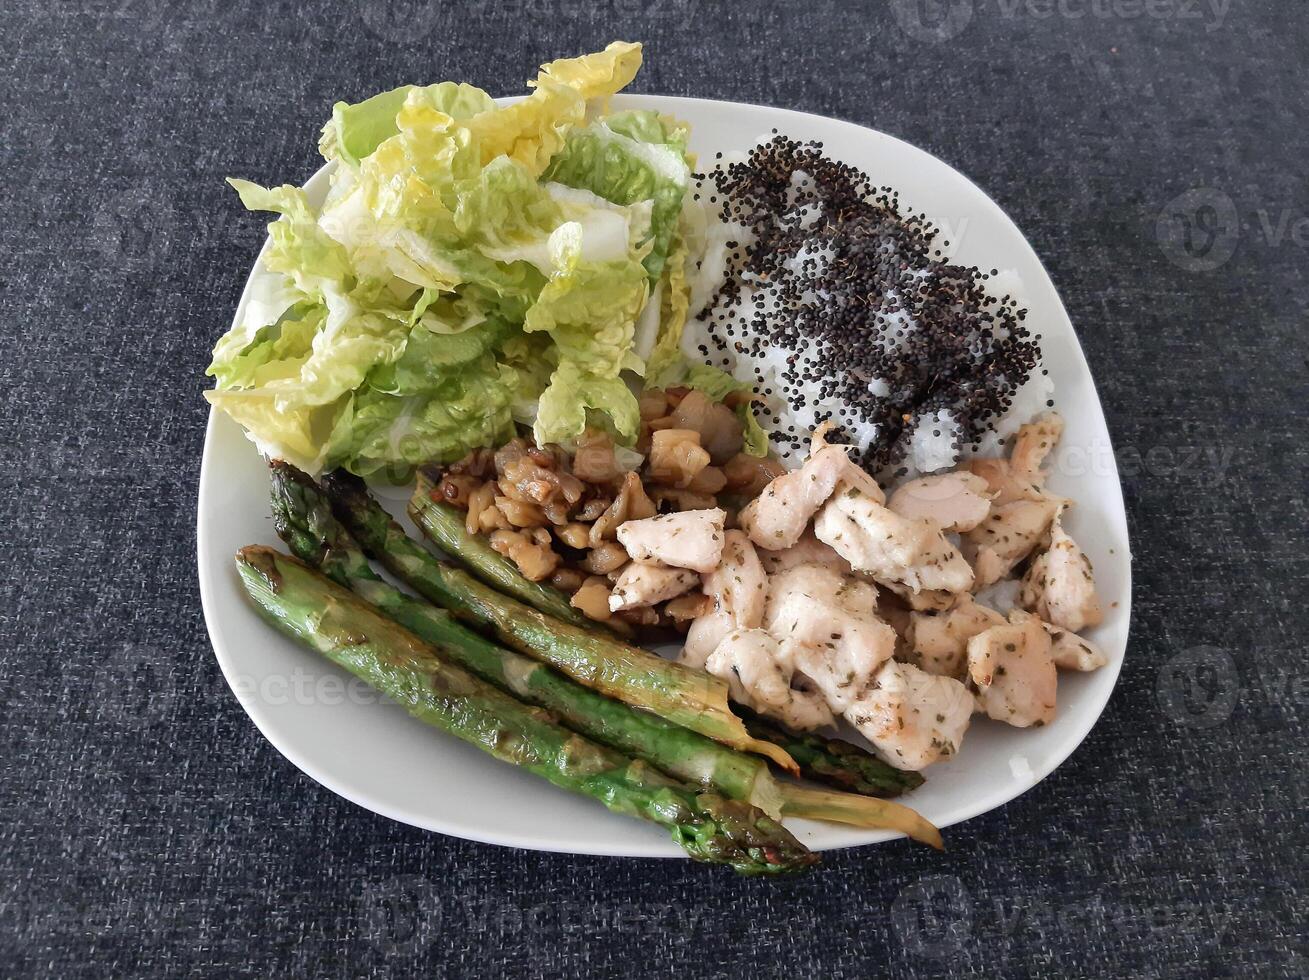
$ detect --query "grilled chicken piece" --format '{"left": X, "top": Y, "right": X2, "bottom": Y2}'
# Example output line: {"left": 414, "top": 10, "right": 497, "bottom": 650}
{"left": 879, "top": 580, "right": 958, "bottom": 612}
{"left": 815, "top": 485, "right": 974, "bottom": 596}
{"left": 704, "top": 628, "right": 835, "bottom": 731}
{"left": 965, "top": 412, "right": 1064, "bottom": 504}
{"left": 702, "top": 530, "right": 768, "bottom": 628}
{"left": 608, "top": 562, "right": 699, "bottom": 612}
{"left": 906, "top": 594, "right": 1006, "bottom": 679}
{"left": 809, "top": 422, "right": 888, "bottom": 501}
{"left": 887, "top": 471, "right": 994, "bottom": 532}
{"left": 764, "top": 564, "right": 894, "bottom": 712}
{"left": 756, "top": 532, "right": 854, "bottom": 576}
{"left": 1019, "top": 510, "right": 1104, "bottom": 633}
{"left": 678, "top": 530, "right": 766, "bottom": 670}
{"left": 740, "top": 445, "right": 884, "bottom": 552}
{"left": 1044, "top": 623, "right": 1109, "bottom": 671}
{"left": 845, "top": 660, "right": 975, "bottom": 771}
{"left": 616, "top": 508, "right": 726, "bottom": 573}
{"left": 1011, "top": 412, "right": 1064, "bottom": 481}
{"left": 679, "top": 610, "right": 731, "bottom": 671}
{"left": 961, "top": 497, "right": 1060, "bottom": 589}
{"left": 965, "top": 611, "right": 1057, "bottom": 728}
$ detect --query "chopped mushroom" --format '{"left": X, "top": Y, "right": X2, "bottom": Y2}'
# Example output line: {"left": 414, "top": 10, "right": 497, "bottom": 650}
{"left": 616, "top": 508, "right": 727, "bottom": 573}
{"left": 887, "top": 471, "right": 994, "bottom": 532}
{"left": 815, "top": 484, "right": 974, "bottom": 596}
{"left": 648, "top": 429, "right": 711, "bottom": 488}
{"left": 1019, "top": 509, "right": 1104, "bottom": 633}
{"left": 588, "top": 471, "right": 657, "bottom": 547}
{"left": 845, "top": 660, "right": 975, "bottom": 771}
{"left": 965, "top": 611, "right": 1058, "bottom": 728}
{"left": 670, "top": 390, "right": 744, "bottom": 464}
{"left": 570, "top": 575, "right": 616, "bottom": 622}
{"left": 608, "top": 563, "right": 700, "bottom": 612}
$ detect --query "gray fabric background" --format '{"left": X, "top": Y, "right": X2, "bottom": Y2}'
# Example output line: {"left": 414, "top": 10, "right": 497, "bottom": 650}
{"left": 2, "top": 1, "right": 1305, "bottom": 977}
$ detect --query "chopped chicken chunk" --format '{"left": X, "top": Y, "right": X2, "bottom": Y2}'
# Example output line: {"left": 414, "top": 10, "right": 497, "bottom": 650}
{"left": 888, "top": 471, "right": 994, "bottom": 532}
{"left": 810, "top": 423, "right": 888, "bottom": 501}
{"left": 704, "top": 629, "right": 835, "bottom": 731}
{"left": 756, "top": 532, "right": 854, "bottom": 576}
{"left": 1043, "top": 623, "right": 1109, "bottom": 671}
{"left": 764, "top": 564, "right": 894, "bottom": 712}
{"left": 965, "top": 412, "right": 1064, "bottom": 504}
{"left": 815, "top": 485, "right": 974, "bottom": 596}
{"left": 740, "top": 445, "right": 883, "bottom": 552}
{"left": 965, "top": 611, "right": 1057, "bottom": 728}
{"left": 961, "top": 497, "right": 1060, "bottom": 589}
{"left": 1011, "top": 412, "right": 1064, "bottom": 481}
{"left": 845, "top": 660, "right": 974, "bottom": 771}
{"left": 679, "top": 610, "right": 731, "bottom": 671}
{"left": 678, "top": 531, "right": 765, "bottom": 670}
{"left": 1019, "top": 510, "right": 1103, "bottom": 633}
{"left": 907, "top": 594, "right": 1006, "bottom": 679}
{"left": 965, "top": 457, "right": 1045, "bottom": 506}
{"left": 879, "top": 580, "right": 957, "bottom": 612}
{"left": 616, "top": 508, "right": 725, "bottom": 573}
{"left": 608, "top": 562, "right": 699, "bottom": 612}
{"left": 702, "top": 530, "right": 768, "bottom": 628}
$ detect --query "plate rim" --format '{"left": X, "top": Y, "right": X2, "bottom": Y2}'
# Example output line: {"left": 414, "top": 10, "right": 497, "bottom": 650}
{"left": 197, "top": 92, "right": 1132, "bottom": 858}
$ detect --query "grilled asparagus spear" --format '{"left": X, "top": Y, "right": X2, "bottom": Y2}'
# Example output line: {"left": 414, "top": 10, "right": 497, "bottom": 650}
{"left": 235, "top": 545, "right": 818, "bottom": 875}
{"left": 406, "top": 472, "right": 921, "bottom": 799}
{"left": 270, "top": 462, "right": 942, "bottom": 846}
{"left": 412, "top": 469, "right": 593, "bottom": 630}
{"left": 320, "top": 470, "right": 797, "bottom": 771}
{"left": 735, "top": 705, "right": 925, "bottom": 798}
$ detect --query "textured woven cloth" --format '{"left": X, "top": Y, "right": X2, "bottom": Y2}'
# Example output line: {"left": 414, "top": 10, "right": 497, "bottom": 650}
{"left": 2, "top": 2, "right": 1305, "bottom": 977}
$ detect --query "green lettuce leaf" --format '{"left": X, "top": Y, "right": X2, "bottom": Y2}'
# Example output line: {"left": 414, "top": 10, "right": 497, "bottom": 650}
{"left": 535, "top": 362, "right": 641, "bottom": 449}
{"left": 541, "top": 109, "right": 690, "bottom": 282}
{"left": 325, "top": 354, "right": 520, "bottom": 480}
